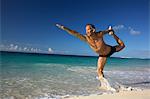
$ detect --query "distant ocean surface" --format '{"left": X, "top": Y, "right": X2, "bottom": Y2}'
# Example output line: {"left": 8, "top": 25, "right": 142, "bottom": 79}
{"left": 1, "top": 51, "right": 150, "bottom": 98}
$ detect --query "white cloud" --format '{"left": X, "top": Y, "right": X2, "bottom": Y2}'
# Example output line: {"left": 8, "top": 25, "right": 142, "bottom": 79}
{"left": 31, "top": 48, "right": 34, "bottom": 51}
{"left": 14, "top": 45, "right": 18, "bottom": 50}
{"left": 113, "top": 25, "right": 125, "bottom": 30}
{"left": 10, "top": 44, "right": 14, "bottom": 47}
{"left": 9, "top": 44, "right": 18, "bottom": 50}
{"left": 48, "top": 48, "right": 53, "bottom": 53}
{"left": 128, "top": 27, "right": 141, "bottom": 35}
{"left": 0, "top": 43, "right": 49, "bottom": 54}
{"left": 113, "top": 25, "right": 141, "bottom": 35}
{"left": 23, "top": 47, "right": 27, "bottom": 51}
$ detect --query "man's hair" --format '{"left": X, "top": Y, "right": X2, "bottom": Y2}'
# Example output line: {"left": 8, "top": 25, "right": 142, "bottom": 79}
{"left": 86, "top": 24, "right": 95, "bottom": 29}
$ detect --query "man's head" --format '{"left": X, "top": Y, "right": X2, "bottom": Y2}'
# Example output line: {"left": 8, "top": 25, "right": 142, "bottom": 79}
{"left": 86, "top": 24, "right": 96, "bottom": 36}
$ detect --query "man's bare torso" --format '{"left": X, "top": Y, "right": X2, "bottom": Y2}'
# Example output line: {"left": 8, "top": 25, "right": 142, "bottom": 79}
{"left": 85, "top": 33, "right": 111, "bottom": 55}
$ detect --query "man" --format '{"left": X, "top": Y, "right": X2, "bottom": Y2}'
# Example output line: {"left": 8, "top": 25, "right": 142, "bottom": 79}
{"left": 56, "top": 23, "right": 125, "bottom": 88}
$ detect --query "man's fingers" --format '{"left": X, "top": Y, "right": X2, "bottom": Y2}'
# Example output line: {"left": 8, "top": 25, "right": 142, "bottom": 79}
{"left": 56, "top": 24, "right": 61, "bottom": 28}
{"left": 56, "top": 24, "right": 64, "bottom": 29}
{"left": 108, "top": 26, "right": 114, "bottom": 31}
{"left": 108, "top": 26, "right": 112, "bottom": 30}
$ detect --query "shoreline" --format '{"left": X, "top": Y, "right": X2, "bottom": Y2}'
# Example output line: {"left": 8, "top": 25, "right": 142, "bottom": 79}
{"left": 65, "top": 89, "right": 150, "bottom": 99}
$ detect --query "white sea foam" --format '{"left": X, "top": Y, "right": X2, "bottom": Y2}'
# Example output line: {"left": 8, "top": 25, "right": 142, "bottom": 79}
{"left": 67, "top": 66, "right": 96, "bottom": 74}
{"left": 34, "top": 63, "right": 67, "bottom": 67}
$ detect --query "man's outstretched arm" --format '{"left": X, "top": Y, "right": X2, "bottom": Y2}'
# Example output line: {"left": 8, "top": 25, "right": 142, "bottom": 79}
{"left": 56, "top": 24, "right": 87, "bottom": 42}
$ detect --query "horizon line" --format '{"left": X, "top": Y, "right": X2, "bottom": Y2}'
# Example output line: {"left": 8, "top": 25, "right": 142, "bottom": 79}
{"left": 1, "top": 50, "right": 150, "bottom": 60}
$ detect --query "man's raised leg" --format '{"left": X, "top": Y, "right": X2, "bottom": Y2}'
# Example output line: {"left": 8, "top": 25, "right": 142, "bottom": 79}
{"left": 112, "top": 33, "right": 125, "bottom": 52}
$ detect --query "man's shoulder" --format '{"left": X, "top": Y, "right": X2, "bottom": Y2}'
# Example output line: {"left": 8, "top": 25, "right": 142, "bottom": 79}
{"left": 96, "top": 31, "right": 103, "bottom": 38}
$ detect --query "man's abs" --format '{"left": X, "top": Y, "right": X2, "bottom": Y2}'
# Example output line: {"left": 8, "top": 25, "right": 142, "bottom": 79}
{"left": 90, "top": 44, "right": 112, "bottom": 55}
{"left": 86, "top": 36, "right": 112, "bottom": 55}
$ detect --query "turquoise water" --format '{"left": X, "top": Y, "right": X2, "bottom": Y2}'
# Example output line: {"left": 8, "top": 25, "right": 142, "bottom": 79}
{"left": 1, "top": 51, "right": 150, "bottom": 98}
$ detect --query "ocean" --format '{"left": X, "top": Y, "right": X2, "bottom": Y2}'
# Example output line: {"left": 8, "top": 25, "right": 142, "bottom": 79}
{"left": 0, "top": 51, "right": 150, "bottom": 98}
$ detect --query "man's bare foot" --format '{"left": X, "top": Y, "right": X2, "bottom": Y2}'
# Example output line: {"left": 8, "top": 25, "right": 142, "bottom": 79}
{"left": 111, "top": 31, "right": 115, "bottom": 36}
{"left": 98, "top": 75, "right": 104, "bottom": 80}
{"left": 109, "top": 30, "right": 114, "bottom": 35}
{"left": 99, "top": 80, "right": 117, "bottom": 92}
{"left": 99, "top": 85, "right": 116, "bottom": 92}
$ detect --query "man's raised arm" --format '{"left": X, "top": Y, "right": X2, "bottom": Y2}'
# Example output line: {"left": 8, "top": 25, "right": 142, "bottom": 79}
{"left": 56, "top": 24, "right": 87, "bottom": 42}
{"left": 97, "top": 26, "right": 114, "bottom": 38}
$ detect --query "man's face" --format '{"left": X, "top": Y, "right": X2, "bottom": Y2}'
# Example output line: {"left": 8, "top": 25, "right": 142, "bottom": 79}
{"left": 86, "top": 25, "right": 95, "bottom": 36}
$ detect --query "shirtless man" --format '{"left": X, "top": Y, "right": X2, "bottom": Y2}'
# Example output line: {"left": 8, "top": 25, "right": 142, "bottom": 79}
{"left": 56, "top": 23, "right": 125, "bottom": 83}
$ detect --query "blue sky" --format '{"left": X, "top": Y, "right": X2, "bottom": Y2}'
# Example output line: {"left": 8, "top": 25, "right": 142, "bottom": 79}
{"left": 1, "top": 0, "right": 150, "bottom": 58}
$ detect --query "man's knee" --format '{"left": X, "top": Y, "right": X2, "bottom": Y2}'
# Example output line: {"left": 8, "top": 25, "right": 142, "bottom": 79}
{"left": 115, "top": 44, "right": 125, "bottom": 52}
{"left": 120, "top": 44, "right": 125, "bottom": 51}
{"left": 122, "top": 44, "right": 125, "bottom": 49}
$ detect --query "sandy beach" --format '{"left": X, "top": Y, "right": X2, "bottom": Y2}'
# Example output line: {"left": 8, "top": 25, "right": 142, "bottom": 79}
{"left": 66, "top": 89, "right": 150, "bottom": 99}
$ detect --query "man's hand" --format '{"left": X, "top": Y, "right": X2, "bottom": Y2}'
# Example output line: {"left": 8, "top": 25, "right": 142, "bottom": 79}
{"left": 56, "top": 24, "right": 65, "bottom": 30}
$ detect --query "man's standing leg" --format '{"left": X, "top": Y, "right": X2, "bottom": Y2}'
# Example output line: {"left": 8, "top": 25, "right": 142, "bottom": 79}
{"left": 97, "top": 57, "right": 107, "bottom": 80}
{"left": 97, "top": 56, "right": 116, "bottom": 91}
{"left": 97, "top": 57, "right": 110, "bottom": 88}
